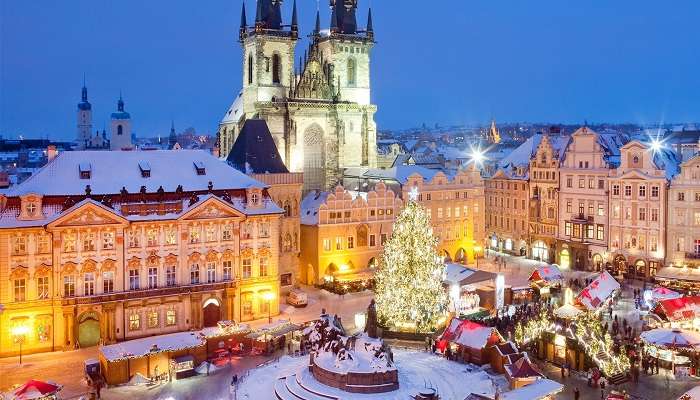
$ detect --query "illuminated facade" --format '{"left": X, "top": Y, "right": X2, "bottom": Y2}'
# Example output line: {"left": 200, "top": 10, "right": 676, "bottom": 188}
{"left": 218, "top": 1, "right": 377, "bottom": 192}
{"left": 608, "top": 141, "right": 673, "bottom": 278}
{"left": 0, "top": 150, "right": 283, "bottom": 357}
{"left": 666, "top": 154, "right": 700, "bottom": 268}
{"left": 485, "top": 172, "right": 530, "bottom": 257}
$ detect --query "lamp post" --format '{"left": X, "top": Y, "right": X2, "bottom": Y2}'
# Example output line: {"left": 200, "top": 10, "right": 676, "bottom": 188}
{"left": 474, "top": 246, "right": 482, "bottom": 269}
{"left": 262, "top": 292, "right": 275, "bottom": 324}
{"left": 12, "top": 325, "right": 29, "bottom": 365}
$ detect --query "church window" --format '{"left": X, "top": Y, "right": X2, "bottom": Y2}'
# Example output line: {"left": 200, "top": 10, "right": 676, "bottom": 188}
{"left": 117, "top": 125, "right": 123, "bottom": 136}
{"left": 248, "top": 54, "right": 253, "bottom": 85}
{"left": 272, "top": 54, "right": 281, "bottom": 84}
{"left": 347, "top": 58, "right": 357, "bottom": 86}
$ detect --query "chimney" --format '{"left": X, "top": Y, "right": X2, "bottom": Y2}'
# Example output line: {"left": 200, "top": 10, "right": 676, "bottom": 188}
{"left": 47, "top": 145, "right": 58, "bottom": 162}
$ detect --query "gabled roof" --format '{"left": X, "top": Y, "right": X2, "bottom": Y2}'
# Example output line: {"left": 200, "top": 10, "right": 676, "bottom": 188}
{"left": 506, "top": 356, "right": 543, "bottom": 379}
{"left": 6, "top": 150, "right": 265, "bottom": 197}
{"left": 226, "top": 119, "right": 288, "bottom": 174}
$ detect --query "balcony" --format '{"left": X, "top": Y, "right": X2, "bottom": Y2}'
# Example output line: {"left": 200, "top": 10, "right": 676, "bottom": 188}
{"left": 121, "top": 201, "right": 183, "bottom": 216}
{"left": 61, "top": 281, "right": 236, "bottom": 306}
{"left": 686, "top": 252, "right": 700, "bottom": 260}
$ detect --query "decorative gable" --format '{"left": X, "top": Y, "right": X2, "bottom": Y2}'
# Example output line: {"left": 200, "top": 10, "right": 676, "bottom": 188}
{"left": 180, "top": 197, "right": 245, "bottom": 221}
{"left": 18, "top": 193, "right": 44, "bottom": 221}
{"left": 48, "top": 201, "right": 127, "bottom": 229}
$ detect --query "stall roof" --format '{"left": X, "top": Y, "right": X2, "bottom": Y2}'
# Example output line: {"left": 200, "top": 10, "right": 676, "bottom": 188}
{"left": 444, "top": 263, "right": 497, "bottom": 286}
{"left": 656, "top": 266, "right": 700, "bottom": 282}
{"left": 441, "top": 318, "right": 503, "bottom": 349}
{"left": 245, "top": 320, "right": 301, "bottom": 340}
{"left": 576, "top": 271, "right": 620, "bottom": 310}
{"left": 528, "top": 265, "right": 563, "bottom": 283}
{"left": 654, "top": 296, "right": 700, "bottom": 322}
{"left": 505, "top": 356, "right": 544, "bottom": 379}
{"left": 500, "top": 378, "right": 564, "bottom": 399}
{"left": 100, "top": 331, "right": 204, "bottom": 362}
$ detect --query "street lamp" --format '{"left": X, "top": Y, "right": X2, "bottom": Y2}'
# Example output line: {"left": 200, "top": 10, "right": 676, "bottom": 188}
{"left": 262, "top": 292, "right": 275, "bottom": 324}
{"left": 474, "top": 246, "right": 483, "bottom": 269}
{"left": 12, "top": 325, "right": 29, "bottom": 365}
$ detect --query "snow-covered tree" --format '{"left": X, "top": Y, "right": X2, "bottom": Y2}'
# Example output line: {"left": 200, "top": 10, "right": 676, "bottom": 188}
{"left": 374, "top": 201, "right": 448, "bottom": 332}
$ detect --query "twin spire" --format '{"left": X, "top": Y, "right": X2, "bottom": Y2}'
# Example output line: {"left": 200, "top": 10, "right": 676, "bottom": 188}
{"left": 239, "top": 0, "right": 374, "bottom": 41}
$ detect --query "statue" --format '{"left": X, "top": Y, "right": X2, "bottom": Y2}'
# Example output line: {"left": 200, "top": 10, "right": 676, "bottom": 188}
{"left": 365, "top": 299, "right": 378, "bottom": 338}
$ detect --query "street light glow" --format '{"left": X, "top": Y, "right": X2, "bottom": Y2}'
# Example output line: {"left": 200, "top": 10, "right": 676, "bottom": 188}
{"left": 12, "top": 325, "right": 29, "bottom": 337}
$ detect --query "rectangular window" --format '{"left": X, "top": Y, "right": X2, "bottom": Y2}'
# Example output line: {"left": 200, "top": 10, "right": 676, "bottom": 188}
{"left": 148, "top": 267, "right": 158, "bottom": 289}
{"left": 650, "top": 237, "right": 658, "bottom": 252}
{"left": 651, "top": 208, "right": 659, "bottom": 222}
{"left": 83, "top": 232, "right": 96, "bottom": 252}
{"left": 566, "top": 200, "right": 572, "bottom": 213}
{"left": 166, "top": 310, "right": 176, "bottom": 326}
{"left": 37, "top": 276, "right": 49, "bottom": 299}
{"left": 652, "top": 186, "right": 659, "bottom": 197}
{"left": 565, "top": 222, "right": 572, "bottom": 236}
{"left": 205, "top": 226, "right": 216, "bottom": 242}
{"left": 129, "top": 269, "right": 140, "bottom": 290}
{"left": 613, "top": 205, "right": 620, "bottom": 218}
{"left": 148, "top": 311, "right": 158, "bottom": 329}
{"left": 597, "top": 225, "right": 604, "bottom": 241}
{"left": 129, "top": 314, "right": 140, "bottom": 331}
{"left": 679, "top": 192, "right": 686, "bottom": 201}
{"left": 381, "top": 233, "right": 388, "bottom": 245}
{"left": 128, "top": 231, "right": 140, "bottom": 248}
{"left": 13, "top": 236, "right": 27, "bottom": 255}
{"left": 612, "top": 185, "right": 620, "bottom": 196}
{"left": 63, "top": 233, "right": 76, "bottom": 252}
{"left": 84, "top": 272, "right": 95, "bottom": 295}
{"left": 37, "top": 235, "right": 50, "bottom": 253}
{"left": 280, "top": 273, "right": 292, "bottom": 286}
{"left": 166, "top": 265, "right": 176, "bottom": 287}
{"left": 223, "top": 260, "right": 233, "bottom": 281}
{"left": 242, "top": 259, "right": 252, "bottom": 278}
{"left": 639, "top": 185, "right": 646, "bottom": 197}
{"left": 347, "top": 237, "right": 354, "bottom": 249}
{"left": 695, "top": 212, "right": 700, "bottom": 226}
{"left": 64, "top": 275, "right": 75, "bottom": 297}
{"left": 566, "top": 177, "right": 572, "bottom": 188}
{"left": 259, "top": 258, "right": 268, "bottom": 277}
{"left": 165, "top": 228, "right": 177, "bottom": 245}
{"left": 639, "top": 208, "right": 646, "bottom": 221}
{"left": 335, "top": 237, "right": 342, "bottom": 250}
{"left": 589, "top": 178, "right": 595, "bottom": 189}
{"left": 624, "top": 185, "right": 632, "bottom": 197}
{"left": 222, "top": 225, "right": 232, "bottom": 241}
{"left": 437, "top": 208, "right": 443, "bottom": 219}
{"left": 323, "top": 238, "right": 331, "bottom": 252}
{"left": 370, "top": 209, "right": 376, "bottom": 217}
{"left": 573, "top": 224, "right": 581, "bottom": 238}
{"left": 579, "top": 179, "right": 585, "bottom": 188}
{"left": 189, "top": 227, "right": 200, "bottom": 244}
{"left": 597, "top": 204, "right": 604, "bottom": 216}
{"left": 426, "top": 193, "right": 431, "bottom": 201}
{"left": 625, "top": 208, "right": 631, "bottom": 220}
{"left": 586, "top": 225, "right": 594, "bottom": 239}
{"left": 13, "top": 279, "right": 26, "bottom": 302}
{"left": 598, "top": 179, "right": 605, "bottom": 189}
{"left": 207, "top": 262, "right": 216, "bottom": 283}
{"left": 190, "top": 264, "right": 200, "bottom": 284}
{"left": 696, "top": 192, "right": 700, "bottom": 202}
{"left": 446, "top": 208, "right": 451, "bottom": 218}
{"left": 146, "top": 229, "right": 158, "bottom": 247}
{"left": 369, "top": 234, "right": 376, "bottom": 247}
{"left": 102, "top": 232, "right": 114, "bottom": 250}
{"left": 103, "top": 271, "right": 114, "bottom": 293}
{"left": 258, "top": 222, "right": 270, "bottom": 238}
{"left": 588, "top": 203, "right": 594, "bottom": 216}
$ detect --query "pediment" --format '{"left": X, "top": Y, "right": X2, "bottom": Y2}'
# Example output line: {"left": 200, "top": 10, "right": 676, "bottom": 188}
{"left": 617, "top": 170, "right": 653, "bottom": 180}
{"left": 180, "top": 197, "right": 245, "bottom": 221}
{"left": 48, "top": 201, "right": 127, "bottom": 229}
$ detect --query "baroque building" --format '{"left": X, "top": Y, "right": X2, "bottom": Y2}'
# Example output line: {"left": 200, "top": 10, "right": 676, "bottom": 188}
{"left": 0, "top": 150, "right": 283, "bottom": 356}
{"left": 607, "top": 140, "right": 677, "bottom": 279}
{"left": 666, "top": 154, "right": 700, "bottom": 269}
{"left": 218, "top": 0, "right": 377, "bottom": 192}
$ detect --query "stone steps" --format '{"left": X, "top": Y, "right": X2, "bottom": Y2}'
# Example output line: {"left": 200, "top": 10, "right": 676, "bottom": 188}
{"left": 273, "top": 373, "right": 340, "bottom": 400}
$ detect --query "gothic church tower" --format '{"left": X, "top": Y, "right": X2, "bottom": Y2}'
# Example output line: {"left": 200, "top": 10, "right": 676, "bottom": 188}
{"left": 76, "top": 81, "right": 93, "bottom": 149}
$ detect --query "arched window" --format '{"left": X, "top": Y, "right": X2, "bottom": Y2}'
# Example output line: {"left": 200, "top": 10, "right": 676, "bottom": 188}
{"left": 347, "top": 58, "right": 356, "bottom": 86}
{"left": 117, "top": 125, "right": 123, "bottom": 136}
{"left": 356, "top": 225, "right": 368, "bottom": 247}
{"left": 272, "top": 54, "right": 281, "bottom": 84}
{"left": 283, "top": 200, "right": 292, "bottom": 217}
{"left": 248, "top": 54, "right": 253, "bottom": 85}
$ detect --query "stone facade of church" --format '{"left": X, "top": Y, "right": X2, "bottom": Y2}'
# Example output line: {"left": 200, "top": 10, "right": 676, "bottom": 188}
{"left": 218, "top": 0, "right": 377, "bottom": 192}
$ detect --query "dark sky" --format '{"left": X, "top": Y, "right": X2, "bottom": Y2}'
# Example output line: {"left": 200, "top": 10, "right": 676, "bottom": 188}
{"left": 2, "top": 1, "right": 699, "bottom": 140}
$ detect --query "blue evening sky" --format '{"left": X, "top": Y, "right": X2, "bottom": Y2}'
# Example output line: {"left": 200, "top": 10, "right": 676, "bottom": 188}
{"left": 1, "top": 1, "right": 699, "bottom": 140}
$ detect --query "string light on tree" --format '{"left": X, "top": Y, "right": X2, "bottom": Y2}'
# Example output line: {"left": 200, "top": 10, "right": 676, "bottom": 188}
{"left": 374, "top": 200, "right": 448, "bottom": 333}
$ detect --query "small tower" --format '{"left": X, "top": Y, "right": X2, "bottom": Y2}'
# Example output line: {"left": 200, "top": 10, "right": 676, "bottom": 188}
{"left": 110, "top": 94, "right": 133, "bottom": 150}
{"left": 168, "top": 120, "right": 178, "bottom": 149}
{"left": 76, "top": 78, "right": 93, "bottom": 149}
{"left": 488, "top": 119, "right": 502, "bottom": 144}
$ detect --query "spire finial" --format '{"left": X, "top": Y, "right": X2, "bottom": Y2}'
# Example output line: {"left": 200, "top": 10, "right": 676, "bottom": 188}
{"left": 117, "top": 91, "right": 124, "bottom": 112}
{"left": 314, "top": 8, "right": 321, "bottom": 34}
{"left": 291, "top": 0, "right": 298, "bottom": 31}
{"left": 366, "top": 8, "right": 374, "bottom": 39}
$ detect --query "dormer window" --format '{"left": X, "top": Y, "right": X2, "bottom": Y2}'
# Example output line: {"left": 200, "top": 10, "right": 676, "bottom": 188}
{"left": 79, "top": 163, "right": 92, "bottom": 179}
{"left": 251, "top": 193, "right": 259, "bottom": 205}
{"left": 139, "top": 161, "right": 151, "bottom": 178}
{"left": 194, "top": 161, "right": 206, "bottom": 175}
{"left": 632, "top": 155, "right": 640, "bottom": 165}
{"left": 26, "top": 202, "right": 37, "bottom": 216}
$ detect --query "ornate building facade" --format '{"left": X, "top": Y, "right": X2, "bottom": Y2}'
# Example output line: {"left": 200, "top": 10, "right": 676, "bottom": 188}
{"left": 666, "top": 154, "right": 700, "bottom": 268}
{"left": 0, "top": 150, "right": 283, "bottom": 356}
{"left": 218, "top": 0, "right": 377, "bottom": 192}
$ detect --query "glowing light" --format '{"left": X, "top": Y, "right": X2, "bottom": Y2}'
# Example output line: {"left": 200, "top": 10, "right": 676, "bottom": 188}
{"left": 408, "top": 186, "right": 419, "bottom": 201}
{"left": 339, "top": 264, "right": 349, "bottom": 272}
{"left": 469, "top": 146, "right": 486, "bottom": 165}
{"left": 262, "top": 292, "right": 275, "bottom": 302}
{"left": 12, "top": 325, "right": 29, "bottom": 337}
{"left": 354, "top": 313, "right": 367, "bottom": 331}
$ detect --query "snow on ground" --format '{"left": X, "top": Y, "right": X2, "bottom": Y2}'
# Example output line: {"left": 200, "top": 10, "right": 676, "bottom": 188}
{"left": 236, "top": 349, "right": 505, "bottom": 400}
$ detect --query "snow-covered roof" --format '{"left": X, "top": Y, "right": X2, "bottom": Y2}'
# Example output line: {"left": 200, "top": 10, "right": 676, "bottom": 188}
{"left": 652, "top": 147, "right": 681, "bottom": 180}
{"left": 500, "top": 378, "right": 563, "bottom": 399}
{"left": 498, "top": 134, "right": 543, "bottom": 169}
{"left": 677, "top": 385, "right": 700, "bottom": 400}
{"left": 221, "top": 90, "right": 244, "bottom": 125}
{"left": 656, "top": 266, "right": 700, "bottom": 282}
{"left": 441, "top": 318, "right": 502, "bottom": 349}
{"left": 444, "top": 263, "right": 477, "bottom": 285}
{"left": 6, "top": 150, "right": 265, "bottom": 197}
{"left": 300, "top": 190, "right": 329, "bottom": 225}
{"left": 528, "top": 265, "right": 563, "bottom": 283}
{"left": 100, "top": 331, "right": 204, "bottom": 362}
{"left": 576, "top": 271, "right": 620, "bottom": 310}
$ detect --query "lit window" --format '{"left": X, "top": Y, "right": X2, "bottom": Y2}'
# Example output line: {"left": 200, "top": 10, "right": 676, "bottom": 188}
{"left": 129, "top": 269, "right": 140, "bottom": 290}
{"left": 129, "top": 314, "right": 140, "bottom": 331}
{"left": 206, "top": 262, "right": 216, "bottom": 283}
{"left": 259, "top": 258, "right": 268, "bottom": 277}
{"left": 166, "top": 310, "right": 176, "bottom": 326}
{"left": 148, "top": 311, "right": 158, "bottom": 329}
{"left": 103, "top": 271, "right": 114, "bottom": 293}
{"left": 335, "top": 237, "right": 343, "bottom": 250}
{"left": 323, "top": 239, "right": 331, "bottom": 252}
{"left": 13, "top": 279, "right": 26, "bottom": 302}
{"left": 13, "top": 236, "right": 27, "bottom": 255}
{"left": 347, "top": 237, "right": 354, "bottom": 249}
{"left": 147, "top": 229, "right": 159, "bottom": 247}
{"left": 242, "top": 259, "right": 252, "bottom": 278}
{"left": 64, "top": 275, "right": 75, "bottom": 297}
{"left": 37, "top": 276, "right": 49, "bottom": 299}
{"left": 189, "top": 227, "right": 200, "bottom": 244}
{"left": 165, "top": 228, "right": 177, "bottom": 245}
{"left": 102, "top": 232, "right": 114, "bottom": 250}
{"left": 190, "top": 264, "right": 200, "bottom": 284}
{"left": 84, "top": 272, "right": 95, "bottom": 295}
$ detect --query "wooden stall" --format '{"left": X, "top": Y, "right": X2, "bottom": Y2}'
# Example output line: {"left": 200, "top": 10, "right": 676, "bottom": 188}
{"left": 438, "top": 317, "right": 504, "bottom": 365}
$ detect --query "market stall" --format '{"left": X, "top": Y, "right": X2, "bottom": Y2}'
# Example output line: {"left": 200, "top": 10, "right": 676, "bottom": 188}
{"left": 528, "top": 265, "right": 564, "bottom": 296}
{"left": 98, "top": 331, "right": 206, "bottom": 385}
{"left": 5, "top": 380, "right": 62, "bottom": 400}
{"left": 443, "top": 263, "right": 497, "bottom": 317}
{"left": 653, "top": 296, "right": 700, "bottom": 331}
{"left": 640, "top": 328, "right": 700, "bottom": 372}
{"left": 655, "top": 266, "right": 700, "bottom": 292}
{"left": 504, "top": 356, "right": 545, "bottom": 389}
{"left": 438, "top": 317, "right": 504, "bottom": 365}
{"left": 200, "top": 320, "right": 251, "bottom": 361}
{"left": 245, "top": 320, "right": 302, "bottom": 355}
{"left": 576, "top": 271, "right": 620, "bottom": 311}
{"left": 492, "top": 341, "right": 523, "bottom": 374}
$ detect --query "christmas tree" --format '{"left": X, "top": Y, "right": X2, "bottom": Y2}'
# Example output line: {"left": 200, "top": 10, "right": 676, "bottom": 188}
{"left": 375, "top": 200, "right": 448, "bottom": 332}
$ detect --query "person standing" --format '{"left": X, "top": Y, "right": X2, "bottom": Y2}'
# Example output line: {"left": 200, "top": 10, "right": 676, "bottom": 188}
{"left": 574, "top": 387, "right": 580, "bottom": 400}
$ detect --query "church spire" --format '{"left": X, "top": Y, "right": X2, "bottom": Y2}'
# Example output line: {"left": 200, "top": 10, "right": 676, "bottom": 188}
{"left": 291, "top": 0, "right": 298, "bottom": 33}
{"left": 117, "top": 92, "right": 125, "bottom": 112}
{"left": 169, "top": 120, "right": 177, "bottom": 148}
{"left": 314, "top": 8, "right": 321, "bottom": 35}
{"left": 330, "top": 2, "right": 338, "bottom": 33}
{"left": 239, "top": 2, "right": 248, "bottom": 41}
{"left": 366, "top": 8, "right": 374, "bottom": 40}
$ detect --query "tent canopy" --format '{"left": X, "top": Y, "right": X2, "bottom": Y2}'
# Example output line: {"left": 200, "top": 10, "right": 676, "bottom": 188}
{"left": 13, "top": 380, "right": 61, "bottom": 399}
{"left": 654, "top": 296, "right": 700, "bottom": 322}
{"left": 640, "top": 328, "right": 700, "bottom": 349}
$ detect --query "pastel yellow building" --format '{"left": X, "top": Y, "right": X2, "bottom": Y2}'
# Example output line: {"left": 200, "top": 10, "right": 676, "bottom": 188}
{"left": 0, "top": 150, "right": 283, "bottom": 357}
